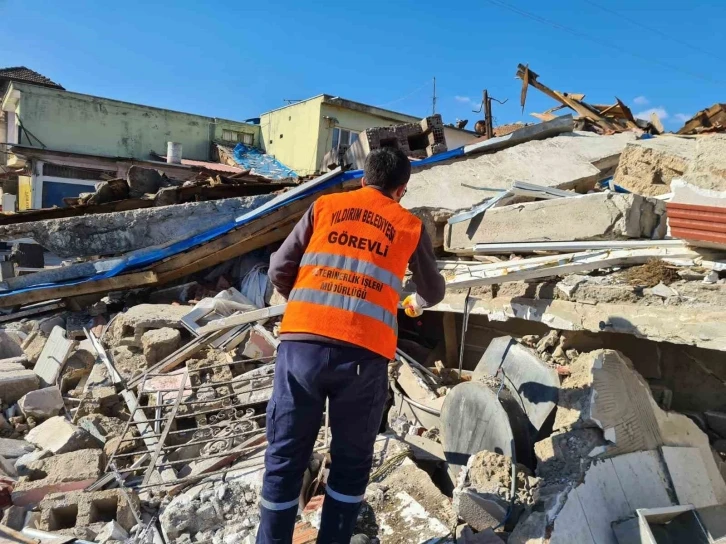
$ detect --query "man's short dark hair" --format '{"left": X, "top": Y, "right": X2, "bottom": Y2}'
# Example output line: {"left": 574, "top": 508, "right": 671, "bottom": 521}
{"left": 364, "top": 147, "right": 411, "bottom": 191}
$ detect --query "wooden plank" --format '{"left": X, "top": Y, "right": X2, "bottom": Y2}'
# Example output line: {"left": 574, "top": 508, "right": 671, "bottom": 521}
{"left": 0, "top": 271, "right": 158, "bottom": 308}
{"left": 157, "top": 218, "right": 299, "bottom": 283}
{"left": 446, "top": 247, "right": 698, "bottom": 289}
{"left": 197, "top": 305, "right": 287, "bottom": 335}
{"left": 442, "top": 312, "right": 458, "bottom": 368}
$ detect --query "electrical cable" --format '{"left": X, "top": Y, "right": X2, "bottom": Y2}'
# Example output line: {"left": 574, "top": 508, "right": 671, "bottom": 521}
{"left": 483, "top": 0, "right": 725, "bottom": 85}
{"left": 377, "top": 80, "right": 433, "bottom": 109}
{"left": 583, "top": 0, "right": 726, "bottom": 63}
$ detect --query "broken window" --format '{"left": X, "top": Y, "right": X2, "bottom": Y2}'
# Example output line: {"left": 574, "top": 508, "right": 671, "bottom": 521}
{"left": 222, "top": 129, "right": 254, "bottom": 145}
{"left": 332, "top": 128, "right": 358, "bottom": 153}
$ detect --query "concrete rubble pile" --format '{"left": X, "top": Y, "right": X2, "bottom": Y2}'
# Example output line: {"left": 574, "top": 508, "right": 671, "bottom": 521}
{"left": 3, "top": 103, "right": 726, "bottom": 543}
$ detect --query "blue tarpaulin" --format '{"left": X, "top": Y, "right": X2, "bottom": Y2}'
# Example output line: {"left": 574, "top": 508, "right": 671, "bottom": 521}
{"left": 0, "top": 144, "right": 468, "bottom": 302}
{"left": 232, "top": 143, "right": 298, "bottom": 180}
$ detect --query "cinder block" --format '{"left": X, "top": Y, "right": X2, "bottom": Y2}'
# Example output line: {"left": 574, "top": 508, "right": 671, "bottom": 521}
{"left": 11, "top": 449, "right": 103, "bottom": 506}
{"left": 25, "top": 416, "right": 101, "bottom": 454}
{"left": 38, "top": 488, "right": 139, "bottom": 538}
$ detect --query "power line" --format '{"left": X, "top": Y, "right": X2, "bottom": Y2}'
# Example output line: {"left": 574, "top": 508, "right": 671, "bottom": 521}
{"left": 584, "top": 0, "right": 726, "bottom": 63}
{"left": 377, "top": 80, "right": 432, "bottom": 109}
{"left": 483, "top": 0, "right": 724, "bottom": 85}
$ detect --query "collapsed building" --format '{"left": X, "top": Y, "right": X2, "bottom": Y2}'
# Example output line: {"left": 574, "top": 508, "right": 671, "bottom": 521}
{"left": 1, "top": 68, "right": 726, "bottom": 543}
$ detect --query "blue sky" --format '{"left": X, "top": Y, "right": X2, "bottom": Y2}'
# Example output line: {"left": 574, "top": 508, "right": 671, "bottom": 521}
{"left": 1, "top": 0, "right": 723, "bottom": 130}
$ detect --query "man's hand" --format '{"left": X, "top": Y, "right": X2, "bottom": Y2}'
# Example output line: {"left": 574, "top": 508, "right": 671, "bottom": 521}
{"left": 402, "top": 294, "right": 423, "bottom": 318}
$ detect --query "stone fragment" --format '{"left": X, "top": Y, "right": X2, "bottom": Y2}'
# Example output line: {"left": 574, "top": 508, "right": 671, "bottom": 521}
{"left": 0, "top": 438, "right": 34, "bottom": 459}
{"left": 474, "top": 336, "right": 559, "bottom": 433}
{"left": 445, "top": 192, "right": 667, "bottom": 252}
{"left": 453, "top": 488, "right": 508, "bottom": 532}
{"left": 21, "top": 332, "right": 48, "bottom": 364}
{"left": 33, "top": 326, "right": 75, "bottom": 387}
{"left": 141, "top": 327, "right": 181, "bottom": 365}
{"left": 95, "top": 520, "right": 129, "bottom": 543}
{"left": 105, "top": 304, "right": 189, "bottom": 348}
{"left": 15, "top": 449, "right": 51, "bottom": 476}
{"left": 459, "top": 525, "right": 505, "bottom": 544}
{"left": 0, "top": 455, "right": 17, "bottom": 479}
{"left": 507, "top": 511, "right": 547, "bottom": 544}
{"left": 25, "top": 416, "right": 101, "bottom": 454}
{"left": 683, "top": 134, "right": 726, "bottom": 192}
{"left": 11, "top": 449, "right": 103, "bottom": 506}
{"left": 83, "top": 363, "right": 113, "bottom": 392}
{"left": 612, "top": 137, "right": 694, "bottom": 196}
{"left": 0, "top": 331, "right": 24, "bottom": 359}
{"left": 1, "top": 504, "right": 26, "bottom": 530}
{"left": 0, "top": 366, "right": 39, "bottom": 404}
{"left": 127, "top": 165, "right": 164, "bottom": 197}
{"left": 18, "top": 386, "right": 64, "bottom": 420}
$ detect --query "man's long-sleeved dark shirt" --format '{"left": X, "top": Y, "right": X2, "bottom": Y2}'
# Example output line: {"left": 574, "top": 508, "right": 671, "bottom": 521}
{"left": 269, "top": 190, "right": 445, "bottom": 346}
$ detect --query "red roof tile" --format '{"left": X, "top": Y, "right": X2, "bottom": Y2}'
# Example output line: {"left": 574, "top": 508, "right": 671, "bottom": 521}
{"left": 0, "top": 67, "right": 64, "bottom": 90}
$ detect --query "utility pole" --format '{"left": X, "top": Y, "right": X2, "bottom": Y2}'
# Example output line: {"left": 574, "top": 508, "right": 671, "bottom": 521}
{"left": 484, "top": 89, "right": 493, "bottom": 140}
{"left": 432, "top": 77, "right": 437, "bottom": 116}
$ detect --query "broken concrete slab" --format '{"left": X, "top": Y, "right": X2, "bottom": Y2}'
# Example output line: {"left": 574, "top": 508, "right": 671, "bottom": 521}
{"left": 0, "top": 438, "right": 34, "bottom": 460}
{"left": 25, "top": 416, "right": 100, "bottom": 454}
{"left": 549, "top": 451, "right": 674, "bottom": 544}
{"left": 368, "top": 489, "right": 451, "bottom": 542}
{"left": 95, "top": 520, "right": 129, "bottom": 543}
{"left": 453, "top": 488, "right": 508, "bottom": 532}
{"left": 14, "top": 449, "right": 51, "bottom": 476}
{"left": 18, "top": 386, "right": 64, "bottom": 420}
{"left": 445, "top": 192, "right": 667, "bottom": 253}
{"left": 0, "top": 505, "right": 25, "bottom": 530}
{"left": 33, "top": 326, "right": 75, "bottom": 387}
{"left": 683, "top": 134, "right": 726, "bottom": 192}
{"left": 11, "top": 449, "right": 103, "bottom": 506}
{"left": 612, "top": 137, "right": 695, "bottom": 196}
{"left": 141, "top": 327, "right": 181, "bottom": 365}
{"left": 0, "top": 194, "right": 274, "bottom": 258}
{"left": 662, "top": 446, "right": 726, "bottom": 508}
{"left": 508, "top": 511, "right": 547, "bottom": 544}
{"left": 0, "top": 366, "right": 39, "bottom": 404}
{"left": 105, "top": 304, "right": 190, "bottom": 347}
{"left": 402, "top": 130, "right": 635, "bottom": 213}
{"left": 442, "top": 381, "right": 534, "bottom": 474}
{"left": 474, "top": 336, "right": 559, "bottom": 433}
{"left": 0, "top": 331, "right": 24, "bottom": 359}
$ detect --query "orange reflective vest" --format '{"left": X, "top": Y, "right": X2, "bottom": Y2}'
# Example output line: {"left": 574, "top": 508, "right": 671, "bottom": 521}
{"left": 280, "top": 186, "right": 422, "bottom": 359}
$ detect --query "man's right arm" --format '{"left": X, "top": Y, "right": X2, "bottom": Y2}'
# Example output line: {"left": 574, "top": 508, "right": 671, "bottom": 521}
{"left": 408, "top": 226, "right": 446, "bottom": 308}
{"left": 268, "top": 205, "right": 314, "bottom": 299}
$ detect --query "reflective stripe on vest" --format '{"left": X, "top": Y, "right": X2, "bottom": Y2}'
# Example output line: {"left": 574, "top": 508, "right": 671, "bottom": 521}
{"left": 300, "top": 251, "right": 403, "bottom": 294}
{"left": 288, "top": 287, "right": 398, "bottom": 334}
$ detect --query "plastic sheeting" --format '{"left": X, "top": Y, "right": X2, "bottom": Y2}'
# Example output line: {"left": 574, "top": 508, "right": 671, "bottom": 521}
{"left": 0, "top": 145, "right": 467, "bottom": 302}
{"left": 232, "top": 143, "right": 298, "bottom": 180}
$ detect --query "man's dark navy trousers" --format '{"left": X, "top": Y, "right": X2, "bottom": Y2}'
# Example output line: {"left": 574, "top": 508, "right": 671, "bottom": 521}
{"left": 256, "top": 339, "right": 389, "bottom": 544}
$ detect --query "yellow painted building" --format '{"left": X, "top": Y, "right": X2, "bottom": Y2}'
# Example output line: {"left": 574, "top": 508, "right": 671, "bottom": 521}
{"left": 261, "top": 95, "right": 476, "bottom": 177}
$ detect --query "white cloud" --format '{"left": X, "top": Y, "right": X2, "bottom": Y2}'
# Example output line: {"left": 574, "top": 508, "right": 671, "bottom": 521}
{"left": 633, "top": 96, "right": 649, "bottom": 106}
{"left": 455, "top": 95, "right": 473, "bottom": 104}
{"left": 635, "top": 107, "right": 669, "bottom": 121}
{"left": 674, "top": 113, "right": 691, "bottom": 122}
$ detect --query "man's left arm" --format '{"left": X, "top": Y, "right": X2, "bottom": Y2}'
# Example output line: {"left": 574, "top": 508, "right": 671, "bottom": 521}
{"left": 407, "top": 226, "right": 446, "bottom": 309}
{"left": 268, "top": 205, "right": 314, "bottom": 299}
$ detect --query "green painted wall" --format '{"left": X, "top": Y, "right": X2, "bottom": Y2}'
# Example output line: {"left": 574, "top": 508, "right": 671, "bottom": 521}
{"left": 10, "top": 82, "right": 260, "bottom": 161}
